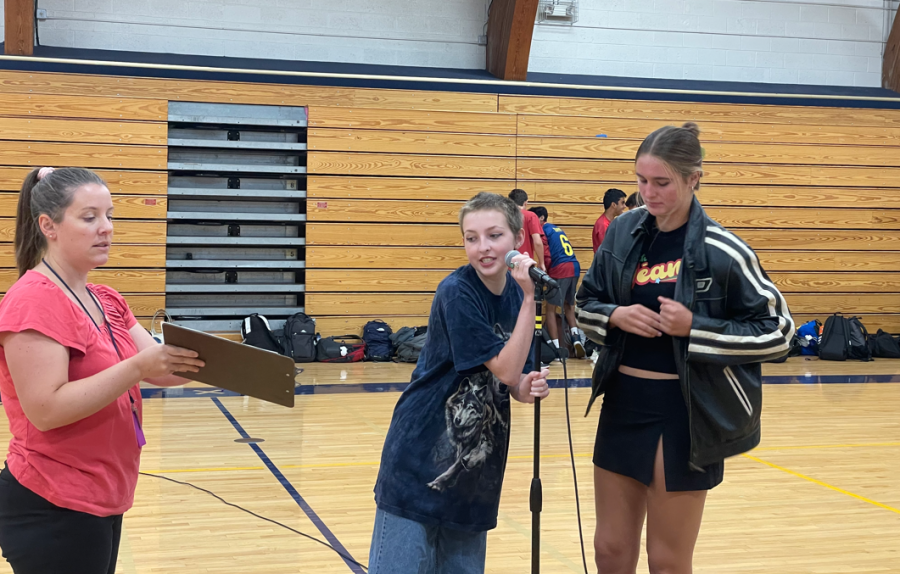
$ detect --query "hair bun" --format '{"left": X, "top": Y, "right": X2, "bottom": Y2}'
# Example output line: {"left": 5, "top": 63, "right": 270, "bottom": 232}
{"left": 681, "top": 122, "right": 701, "bottom": 138}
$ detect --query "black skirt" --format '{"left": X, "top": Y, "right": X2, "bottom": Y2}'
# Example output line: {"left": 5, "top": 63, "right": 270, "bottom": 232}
{"left": 593, "top": 372, "right": 723, "bottom": 491}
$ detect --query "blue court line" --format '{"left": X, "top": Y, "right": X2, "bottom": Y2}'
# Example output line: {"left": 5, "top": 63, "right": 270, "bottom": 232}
{"left": 140, "top": 373, "right": 900, "bottom": 399}
{"left": 210, "top": 397, "right": 366, "bottom": 574}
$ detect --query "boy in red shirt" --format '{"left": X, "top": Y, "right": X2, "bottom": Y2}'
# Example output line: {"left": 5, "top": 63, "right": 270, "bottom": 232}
{"left": 508, "top": 189, "right": 547, "bottom": 271}
{"left": 592, "top": 188, "right": 627, "bottom": 253}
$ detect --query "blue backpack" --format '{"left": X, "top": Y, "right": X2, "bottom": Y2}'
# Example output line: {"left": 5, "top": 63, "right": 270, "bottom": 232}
{"left": 363, "top": 320, "right": 394, "bottom": 361}
{"left": 796, "top": 320, "right": 821, "bottom": 355}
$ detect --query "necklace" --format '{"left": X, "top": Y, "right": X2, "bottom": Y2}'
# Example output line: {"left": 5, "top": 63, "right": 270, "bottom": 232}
{"left": 40, "top": 258, "right": 145, "bottom": 447}
{"left": 41, "top": 258, "right": 121, "bottom": 358}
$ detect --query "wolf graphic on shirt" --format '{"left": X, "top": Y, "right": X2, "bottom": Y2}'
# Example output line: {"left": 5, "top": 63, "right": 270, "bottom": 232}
{"left": 427, "top": 324, "right": 511, "bottom": 494}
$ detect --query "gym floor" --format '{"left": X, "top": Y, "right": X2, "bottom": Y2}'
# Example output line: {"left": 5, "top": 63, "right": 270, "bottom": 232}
{"left": 1, "top": 357, "right": 898, "bottom": 573}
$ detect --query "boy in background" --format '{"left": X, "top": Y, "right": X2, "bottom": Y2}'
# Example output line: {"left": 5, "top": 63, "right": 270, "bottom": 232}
{"left": 530, "top": 206, "right": 586, "bottom": 359}
{"left": 592, "top": 188, "right": 627, "bottom": 253}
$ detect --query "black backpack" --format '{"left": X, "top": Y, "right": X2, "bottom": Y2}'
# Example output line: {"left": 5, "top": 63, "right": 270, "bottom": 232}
{"left": 363, "top": 320, "right": 394, "bottom": 361}
{"left": 316, "top": 335, "right": 366, "bottom": 363}
{"left": 765, "top": 334, "right": 802, "bottom": 363}
{"left": 819, "top": 314, "right": 850, "bottom": 361}
{"left": 539, "top": 323, "right": 571, "bottom": 364}
{"left": 283, "top": 312, "right": 318, "bottom": 363}
{"left": 820, "top": 314, "right": 872, "bottom": 362}
{"left": 241, "top": 314, "right": 284, "bottom": 355}
{"left": 868, "top": 329, "right": 900, "bottom": 358}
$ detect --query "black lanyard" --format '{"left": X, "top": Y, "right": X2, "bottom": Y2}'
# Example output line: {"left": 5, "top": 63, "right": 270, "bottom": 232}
{"left": 41, "top": 259, "right": 137, "bottom": 411}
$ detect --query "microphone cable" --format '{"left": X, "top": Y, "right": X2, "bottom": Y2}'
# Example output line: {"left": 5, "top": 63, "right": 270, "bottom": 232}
{"left": 138, "top": 472, "right": 369, "bottom": 571}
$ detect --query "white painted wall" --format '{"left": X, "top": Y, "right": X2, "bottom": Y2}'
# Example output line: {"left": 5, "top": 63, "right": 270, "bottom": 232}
{"left": 0, "top": 0, "right": 5, "bottom": 42}
{"left": 34, "top": 0, "right": 490, "bottom": 69}
{"left": 530, "top": 0, "right": 899, "bottom": 87}
{"left": 26, "top": 0, "right": 900, "bottom": 88}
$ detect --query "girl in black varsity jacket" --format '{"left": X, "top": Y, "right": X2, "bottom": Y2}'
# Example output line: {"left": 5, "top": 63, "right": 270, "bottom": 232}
{"left": 575, "top": 122, "right": 794, "bottom": 573}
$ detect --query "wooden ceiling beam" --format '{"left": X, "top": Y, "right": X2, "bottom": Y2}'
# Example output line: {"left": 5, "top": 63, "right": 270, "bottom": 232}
{"left": 4, "top": 0, "right": 35, "bottom": 56}
{"left": 884, "top": 9, "right": 900, "bottom": 93}
{"left": 486, "top": 0, "right": 540, "bottom": 81}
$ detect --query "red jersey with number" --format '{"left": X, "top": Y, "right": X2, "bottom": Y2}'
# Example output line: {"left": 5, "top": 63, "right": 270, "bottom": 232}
{"left": 0, "top": 271, "right": 141, "bottom": 517}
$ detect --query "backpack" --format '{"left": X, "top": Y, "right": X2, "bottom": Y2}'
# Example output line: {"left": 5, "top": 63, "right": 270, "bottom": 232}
{"left": 390, "top": 326, "right": 416, "bottom": 353}
{"left": 241, "top": 314, "right": 285, "bottom": 355}
{"left": 819, "top": 314, "right": 850, "bottom": 361}
{"left": 395, "top": 331, "right": 428, "bottom": 363}
{"left": 766, "top": 334, "right": 802, "bottom": 363}
{"left": 282, "top": 312, "right": 318, "bottom": 363}
{"left": 820, "top": 314, "right": 872, "bottom": 362}
{"left": 868, "top": 329, "right": 900, "bottom": 358}
{"left": 539, "top": 323, "right": 570, "bottom": 364}
{"left": 363, "top": 320, "right": 394, "bottom": 361}
{"left": 847, "top": 317, "right": 872, "bottom": 362}
{"left": 796, "top": 320, "right": 821, "bottom": 355}
{"left": 316, "top": 335, "right": 366, "bottom": 363}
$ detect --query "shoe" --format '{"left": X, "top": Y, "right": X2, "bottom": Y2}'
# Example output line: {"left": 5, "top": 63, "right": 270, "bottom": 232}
{"left": 573, "top": 339, "right": 586, "bottom": 359}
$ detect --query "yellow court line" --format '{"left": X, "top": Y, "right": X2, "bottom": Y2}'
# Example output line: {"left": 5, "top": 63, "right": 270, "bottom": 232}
{"left": 742, "top": 453, "right": 900, "bottom": 516}
{"left": 753, "top": 441, "right": 900, "bottom": 451}
{"left": 142, "top": 441, "right": 900, "bottom": 474}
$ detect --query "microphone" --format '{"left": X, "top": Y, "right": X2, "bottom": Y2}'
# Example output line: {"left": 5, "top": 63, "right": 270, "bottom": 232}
{"left": 505, "top": 250, "right": 559, "bottom": 290}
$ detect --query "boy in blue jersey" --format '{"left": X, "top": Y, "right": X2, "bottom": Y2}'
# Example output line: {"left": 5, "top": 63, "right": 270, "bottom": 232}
{"left": 530, "top": 206, "right": 585, "bottom": 358}
{"left": 370, "top": 192, "right": 551, "bottom": 574}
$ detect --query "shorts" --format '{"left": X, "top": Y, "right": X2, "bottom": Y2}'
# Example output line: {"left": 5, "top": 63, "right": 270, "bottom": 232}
{"left": 593, "top": 373, "right": 724, "bottom": 491}
{"left": 547, "top": 276, "right": 576, "bottom": 310}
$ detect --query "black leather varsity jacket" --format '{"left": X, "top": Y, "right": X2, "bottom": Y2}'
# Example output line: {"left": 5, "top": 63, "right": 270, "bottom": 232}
{"left": 575, "top": 197, "right": 795, "bottom": 467}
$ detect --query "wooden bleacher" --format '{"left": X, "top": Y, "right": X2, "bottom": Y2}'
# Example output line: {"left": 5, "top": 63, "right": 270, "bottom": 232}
{"left": 0, "top": 93, "right": 168, "bottom": 329}
{"left": 306, "top": 94, "right": 900, "bottom": 336}
{"left": 0, "top": 69, "right": 898, "bottom": 337}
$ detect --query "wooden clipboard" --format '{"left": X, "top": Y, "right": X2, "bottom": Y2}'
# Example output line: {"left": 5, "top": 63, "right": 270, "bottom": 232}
{"left": 162, "top": 323, "right": 295, "bottom": 407}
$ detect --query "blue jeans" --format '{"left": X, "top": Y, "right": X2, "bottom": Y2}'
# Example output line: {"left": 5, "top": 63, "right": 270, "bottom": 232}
{"left": 368, "top": 508, "right": 487, "bottom": 574}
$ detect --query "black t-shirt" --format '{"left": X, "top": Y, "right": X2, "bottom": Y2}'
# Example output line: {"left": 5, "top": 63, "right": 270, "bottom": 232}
{"left": 620, "top": 223, "right": 687, "bottom": 374}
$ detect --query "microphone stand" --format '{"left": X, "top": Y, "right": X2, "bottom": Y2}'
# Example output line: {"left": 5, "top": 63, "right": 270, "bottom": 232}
{"left": 531, "top": 282, "right": 544, "bottom": 574}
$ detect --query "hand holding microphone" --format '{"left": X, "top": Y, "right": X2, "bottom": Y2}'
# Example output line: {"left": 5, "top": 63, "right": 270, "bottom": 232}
{"left": 505, "top": 250, "right": 559, "bottom": 292}
{"left": 505, "top": 251, "right": 538, "bottom": 294}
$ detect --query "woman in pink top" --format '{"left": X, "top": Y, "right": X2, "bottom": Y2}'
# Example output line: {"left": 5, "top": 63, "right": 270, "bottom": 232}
{"left": 0, "top": 167, "right": 204, "bottom": 574}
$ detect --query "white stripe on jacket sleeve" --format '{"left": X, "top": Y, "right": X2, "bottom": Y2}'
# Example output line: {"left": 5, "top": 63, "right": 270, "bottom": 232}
{"left": 688, "top": 227, "right": 794, "bottom": 357}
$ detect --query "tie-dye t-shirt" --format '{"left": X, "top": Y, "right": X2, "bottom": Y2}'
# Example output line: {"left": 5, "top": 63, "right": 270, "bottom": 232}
{"left": 374, "top": 265, "right": 534, "bottom": 532}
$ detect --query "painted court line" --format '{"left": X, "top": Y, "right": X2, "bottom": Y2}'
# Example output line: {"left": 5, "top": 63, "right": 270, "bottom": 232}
{"left": 742, "top": 453, "right": 900, "bottom": 516}
{"left": 211, "top": 397, "right": 366, "bottom": 574}
{"left": 752, "top": 441, "right": 900, "bottom": 451}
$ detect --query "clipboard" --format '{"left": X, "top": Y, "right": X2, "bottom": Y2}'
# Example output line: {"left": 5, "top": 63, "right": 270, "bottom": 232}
{"left": 162, "top": 323, "right": 295, "bottom": 407}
